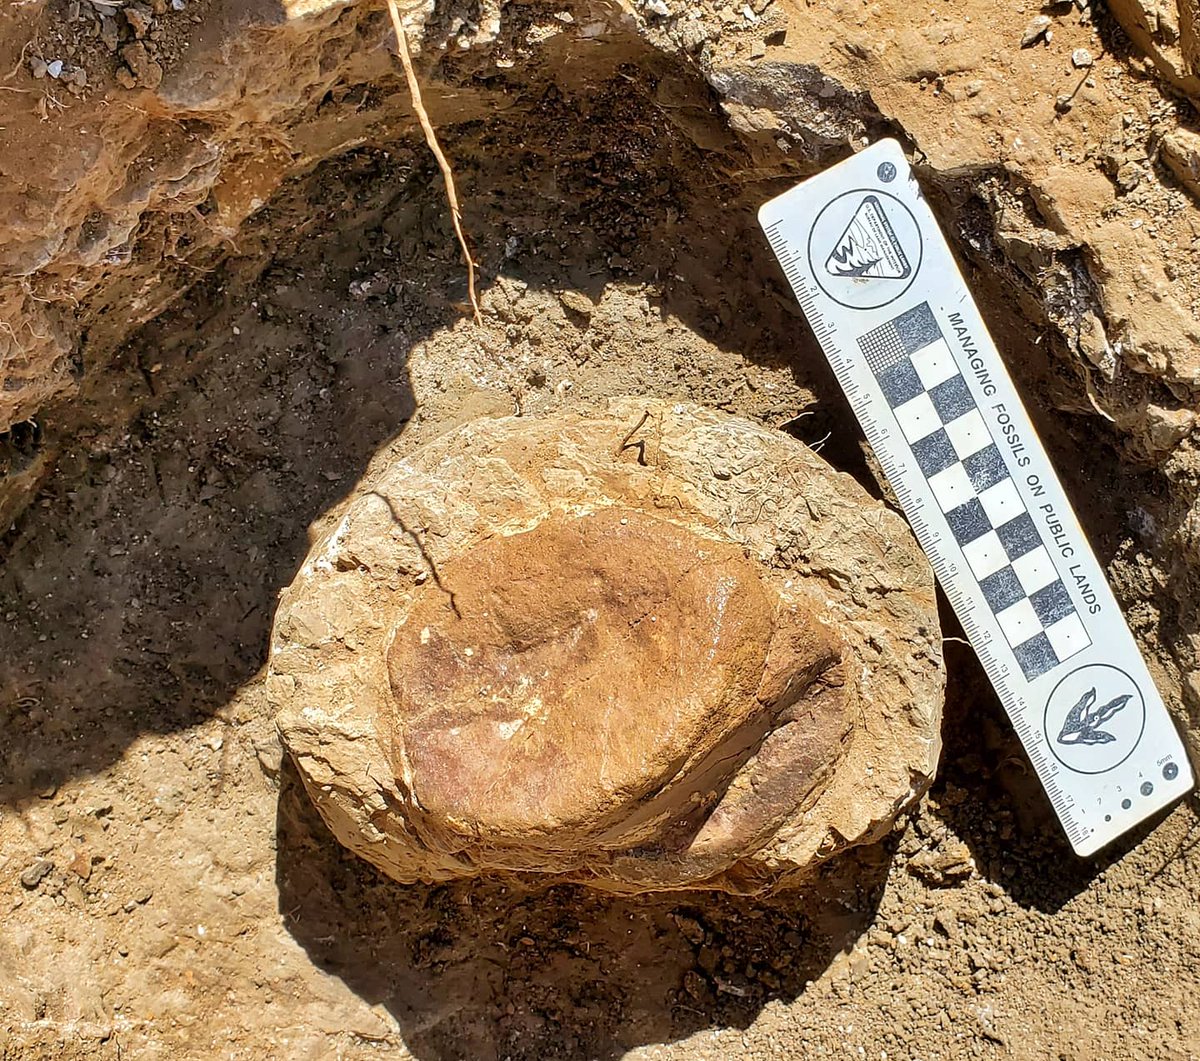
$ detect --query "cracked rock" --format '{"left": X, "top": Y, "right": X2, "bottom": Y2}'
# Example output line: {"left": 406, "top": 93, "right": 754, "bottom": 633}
{"left": 269, "top": 399, "right": 944, "bottom": 894}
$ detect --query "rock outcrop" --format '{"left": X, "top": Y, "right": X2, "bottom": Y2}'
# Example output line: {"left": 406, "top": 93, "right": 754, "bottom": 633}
{"left": 269, "top": 399, "right": 944, "bottom": 893}
{"left": 1108, "top": 0, "right": 1200, "bottom": 99}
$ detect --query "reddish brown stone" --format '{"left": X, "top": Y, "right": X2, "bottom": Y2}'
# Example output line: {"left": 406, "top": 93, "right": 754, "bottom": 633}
{"left": 386, "top": 508, "right": 849, "bottom": 878}
{"left": 271, "top": 400, "right": 943, "bottom": 893}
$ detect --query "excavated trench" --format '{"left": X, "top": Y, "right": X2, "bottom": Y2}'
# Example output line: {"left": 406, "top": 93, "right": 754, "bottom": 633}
{"left": 3, "top": 3, "right": 1174, "bottom": 775}
{"left": 0, "top": 3, "right": 1058, "bottom": 798}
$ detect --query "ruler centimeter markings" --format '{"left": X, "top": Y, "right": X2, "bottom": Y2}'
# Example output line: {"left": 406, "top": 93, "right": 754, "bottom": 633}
{"left": 759, "top": 139, "right": 1193, "bottom": 855}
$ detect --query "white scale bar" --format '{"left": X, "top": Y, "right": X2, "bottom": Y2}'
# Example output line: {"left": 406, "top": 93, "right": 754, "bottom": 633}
{"left": 758, "top": 140, "right": 1193, "bottom": 856}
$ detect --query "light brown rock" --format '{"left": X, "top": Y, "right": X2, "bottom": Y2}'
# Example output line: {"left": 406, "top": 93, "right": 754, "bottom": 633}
{"left": 1162, "top": 126, "right": 1200, "bottom": 199}
{"left": 120, "top": 43, "right": 164, "bottom": 90}
{"left": 1108, "top": 0, "right": 1200, "bottom": 97}
{"left": 270, "top": 399, "right": 944, "bottom": 893}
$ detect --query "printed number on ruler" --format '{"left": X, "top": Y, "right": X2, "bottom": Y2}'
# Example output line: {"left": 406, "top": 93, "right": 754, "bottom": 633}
{"left": 758, "top": 140, "right": 1193, "bottom": 857}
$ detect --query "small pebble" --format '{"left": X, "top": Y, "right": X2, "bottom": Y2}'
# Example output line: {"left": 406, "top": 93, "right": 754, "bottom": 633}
{"left": 20, "top": 860, "right": 54, "bottom": 889}
{"left": 1072, "top": 47, "right": 1094, "bottom": 68}
{"left": 934, "top": 910, "right": 959, "bottom": 937}
{"left": 68, "top": 850, "right": 92, "bottom": 880}
{"left": 46, "top": 59, "right": 64, "bottom": 78}
{"left": 254, "top": 738, "right": 283, "bottom": 778}
{"left": 125, "top": 3, "right": 154, "bottom": 36}
{"left": 1020, "top": 15, "right": 1051, "bottom": 47}
{"left": 1116, "top": 160, "right": 1141, "bottom": 191}
{"left": 645, "top": 0, "right": 670, "bottom": 14}
{"left": 559, "top": 289, "right": 594, "bottom": 317}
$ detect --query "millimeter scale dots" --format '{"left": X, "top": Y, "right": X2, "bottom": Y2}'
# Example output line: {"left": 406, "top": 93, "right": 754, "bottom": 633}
{"left": 758, "top": 140, "right": 1193, "bottom": 856}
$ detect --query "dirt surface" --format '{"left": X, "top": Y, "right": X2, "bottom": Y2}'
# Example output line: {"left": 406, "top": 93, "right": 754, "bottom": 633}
{"left": 4, "top": 0, "right": 1200, "bottom": 1058}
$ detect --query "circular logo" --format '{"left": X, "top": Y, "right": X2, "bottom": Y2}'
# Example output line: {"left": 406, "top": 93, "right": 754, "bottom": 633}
{"left": 1043, "top": 664, "right": 1146, "bottom": 775}
{"left": 877, "top": 162, "right": 897, "bottom": 183}
{"left": 807, "top": 189, "right": 922, "bottom": 310}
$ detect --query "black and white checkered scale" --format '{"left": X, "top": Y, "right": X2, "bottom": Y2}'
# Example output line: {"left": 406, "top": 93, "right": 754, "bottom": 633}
{"left": 857, "top": 303, "right": 1092, "bottom": 681}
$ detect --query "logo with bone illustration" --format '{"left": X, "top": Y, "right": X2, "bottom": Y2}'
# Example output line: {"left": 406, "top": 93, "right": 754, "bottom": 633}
{"left": 1056, "top": 687, "right": 1131, "bottom": 746}
{"left": 1044, "top": 664, "right": 1146, "bottom": 775}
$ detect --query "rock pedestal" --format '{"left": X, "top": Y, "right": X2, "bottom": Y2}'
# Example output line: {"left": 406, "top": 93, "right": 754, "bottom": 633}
{"left": 269, "top": 399, "right": 944, "bottom": 893}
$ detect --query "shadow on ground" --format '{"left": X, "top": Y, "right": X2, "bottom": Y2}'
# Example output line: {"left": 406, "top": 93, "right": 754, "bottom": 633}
{"left": 0, "top": 146, "right": 427, "bottom": 804}
{"left": 922, "top": 633, "right": 1188, "bottom": 914}
{"left": 0, "top": 52, "right": 842, "bottom": 805}
{"left": 275, "top": 756, "right": 890, "bottom": 1061}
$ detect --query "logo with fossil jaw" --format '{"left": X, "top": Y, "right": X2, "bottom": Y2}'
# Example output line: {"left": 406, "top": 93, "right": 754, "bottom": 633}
{"left": 1044, "top": 664, "right": 1146, "bottom": 775}
{"left": 807, "top": 189, "right": 922, "bottom": 311}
